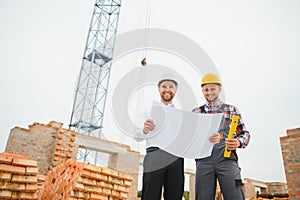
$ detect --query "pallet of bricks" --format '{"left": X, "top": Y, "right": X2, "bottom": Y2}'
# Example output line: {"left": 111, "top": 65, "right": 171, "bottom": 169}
{"left": 0, "top": 152, "right": 40, "bottom": 199}
{"left": 42, "top": 159, "right": 133, "bottom": 200}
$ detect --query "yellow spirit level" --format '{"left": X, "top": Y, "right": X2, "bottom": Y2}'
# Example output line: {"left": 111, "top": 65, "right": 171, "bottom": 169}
{"left": 224, "top": 115, "right": 240, "bottom": 158}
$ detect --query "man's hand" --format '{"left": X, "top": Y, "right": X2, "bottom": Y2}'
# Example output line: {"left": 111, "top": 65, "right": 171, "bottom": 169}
{"left": 209, "top": 133, "right": 221, "bottom": 144}
{"left": 225, "top": 138, "right": 240, "bottom": 150}
{"left": 143, "top": 119, "right": 155, "bottom": 134}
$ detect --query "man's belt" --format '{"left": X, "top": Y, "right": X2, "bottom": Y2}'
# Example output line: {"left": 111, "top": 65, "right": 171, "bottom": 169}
{"left": 146, "top": 147, "right": 160, "bottom": 153}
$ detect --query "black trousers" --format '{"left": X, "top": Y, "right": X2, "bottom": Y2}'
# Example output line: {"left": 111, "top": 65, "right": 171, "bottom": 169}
{"left": 141, "top": 148, "right": 184, "bottom": 200}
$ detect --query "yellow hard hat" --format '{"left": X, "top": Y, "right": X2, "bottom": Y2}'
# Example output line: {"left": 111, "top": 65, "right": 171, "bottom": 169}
{"left": 201, "top": 73, "right": 221, "bottom": 87}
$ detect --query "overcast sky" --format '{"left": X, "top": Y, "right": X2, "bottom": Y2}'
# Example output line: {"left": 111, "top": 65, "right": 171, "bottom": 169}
{"left": 1, "top": 0, "right": 300, "bottom": 187}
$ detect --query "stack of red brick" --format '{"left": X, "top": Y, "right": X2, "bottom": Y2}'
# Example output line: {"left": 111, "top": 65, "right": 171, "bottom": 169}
{"left": 52, "top": 127, "right": 77, "bottom": 168}
{"left": 41, "top": 159, "right": 133, "bottom": 200}
{"left": 0, "top": 153, "right": 39, "bottom": 199}
{"left": 0, "top": 153, "right": 133, "bottom": 200}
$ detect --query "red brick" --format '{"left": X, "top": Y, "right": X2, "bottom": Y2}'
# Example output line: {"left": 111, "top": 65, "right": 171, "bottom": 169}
{"left": 81, "top": 169, "right": 92, "bottom": 178}
{"left": 108, "top": 176, "right": 123, "bottom": 185}
{"left": 114, "top": 184, "right": 129, "bottom": 193}
{"left": 11, "top": 191, "right": 38, "bottom": 199}
{"left": 0, "top": 153, "right": 13, "bottom": 164}
{"left": 90, "top": 193, "right": 108, "bottom": 200}
{"left": 77, "top": 176, "right": 96, "bottom": 186}
{"left": 118, "top": 171, "right": 133, "bottom": 181}
{"left": 56, "top": 140, "right": 63, "bottom": 145}
{"left": 12, "top": 158, "right": 37, "bottom": 167}
{"left": 0, "top": 190, "right": 11, "bottom": 199}
{"left": 57, "top": 134, "right": 63, "bottom": 139}
{"left": 91, "top": 172, "right": 107, "bottom": 181}
{"left": 0, "top": 164, "right": 26, "bottom": 174}
{"left": 84, "top": 185, "right": 100, "bottom": 193}
{"left": 71, "top": 131, "right": 77, "bottom": 137}
{"left": 37, "top": 174, "right": 46, "bottom": 182}
{"left": 68, "top": 143, "right": 75, "bottom": 147}
{"left": 124, "top": 180, "right": 132, "bottom": 186}
{"left": 70, "top": 190, "right": 86, "bottom": 198}
{"left": 25, "top": 184, "right": 38, "bottom": 192}
{"left": 73, "top": 182, "right": 85, "bottom": 191}
{"left": 98, "top": 181, "right": 113, "bottom": 189}
{"left": 120, "top": 192, "right": 128, "bottom": 199}
{"left": 111, "top": 190, "right": 120, "bottom": 197}
{"left": 11, "top": 174, "right": 37, "bottom": 183}
{"left": 102, "top": 167, "right": 118, "bottom": 177}
{"left": 83, "top": 164, "right": 101, "bottom": 173}
{"left": 102, "top": 188, "right": 111, "bottom": 195}
{"left": 0, "top": 172, "right": 12, "bottom": 181}
{"left": 25, "top": 167, "right": 38, "bottom": 175}
{"left": 0, "top": 182, "right": 26, "bottom": 191}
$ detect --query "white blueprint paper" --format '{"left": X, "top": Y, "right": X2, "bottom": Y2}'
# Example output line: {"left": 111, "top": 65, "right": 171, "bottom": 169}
{"left": 146, "top": 101, "right": 223, "bottom": 159}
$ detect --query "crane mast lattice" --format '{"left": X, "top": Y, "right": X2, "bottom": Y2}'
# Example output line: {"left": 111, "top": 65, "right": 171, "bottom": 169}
{"left": 69, "top": 0, "right": 122, "bottom": 165}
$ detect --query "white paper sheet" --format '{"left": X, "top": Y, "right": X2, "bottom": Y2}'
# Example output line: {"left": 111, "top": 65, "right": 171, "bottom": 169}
{"left": 146, "top": 101, "right": 223, "bottom": 159}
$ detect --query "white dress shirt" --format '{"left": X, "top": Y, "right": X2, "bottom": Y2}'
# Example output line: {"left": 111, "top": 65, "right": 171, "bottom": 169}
{"left": 134, "top": 101, "right": 174, "bottom": 149}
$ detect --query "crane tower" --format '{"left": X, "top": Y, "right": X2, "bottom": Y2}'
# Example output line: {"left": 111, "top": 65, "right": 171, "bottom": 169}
{"left": 69, "top": 0, "right": 122, "bottom": 164}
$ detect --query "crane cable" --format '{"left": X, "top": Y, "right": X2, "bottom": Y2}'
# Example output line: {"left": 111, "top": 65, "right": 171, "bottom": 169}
{"left": 133, "top": 0, "right": 152, "bottom": 152}
{"left": 141, "top": 0, "right": 152, "bottom": 65}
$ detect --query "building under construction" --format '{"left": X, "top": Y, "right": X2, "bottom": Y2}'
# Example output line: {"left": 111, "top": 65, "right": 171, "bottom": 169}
{"left": 1, "top": 0, "right": 299, "bottom": 199}
{"left": 0, "top": 120, "right": 299, "bottom": 199}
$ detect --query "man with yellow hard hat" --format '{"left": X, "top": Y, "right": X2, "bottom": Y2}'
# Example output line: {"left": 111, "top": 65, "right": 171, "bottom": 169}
{"left": 192, "top": 73, "right": 250, "bottom": 200}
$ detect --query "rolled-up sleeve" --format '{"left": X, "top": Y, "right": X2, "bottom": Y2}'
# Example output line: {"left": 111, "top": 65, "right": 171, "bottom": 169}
{"left": 233, "top": 107, "right": 250, "bottom": 148}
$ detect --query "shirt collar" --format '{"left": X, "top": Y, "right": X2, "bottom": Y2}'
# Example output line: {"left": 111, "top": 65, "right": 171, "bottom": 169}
{"left": 160, "top": 101, "right": 174, "bottom": 108}
{"left": 205, "top": 99, "right": 222, "bottom": 109}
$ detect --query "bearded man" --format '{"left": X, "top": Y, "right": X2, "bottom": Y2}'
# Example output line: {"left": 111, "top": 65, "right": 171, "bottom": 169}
{"left": 134, "top": 78, "right": 185, "bottom": 200}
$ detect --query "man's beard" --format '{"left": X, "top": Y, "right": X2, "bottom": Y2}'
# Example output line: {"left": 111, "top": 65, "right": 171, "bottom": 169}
{"left": 206, "top": 95, "right": 219, "bottom": 103}
{"left": 161, "top": 91, "right": 174, "bottom": 102}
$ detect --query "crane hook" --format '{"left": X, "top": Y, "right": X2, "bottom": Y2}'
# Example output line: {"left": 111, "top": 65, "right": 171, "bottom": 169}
{"left": 141, "top": 57, "right": 147, "bottom": 66}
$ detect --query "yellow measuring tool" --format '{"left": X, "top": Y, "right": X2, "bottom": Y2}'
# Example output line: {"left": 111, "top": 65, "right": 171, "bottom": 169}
{"left": 224, "top": 114, "right": 240, "bottom": 158}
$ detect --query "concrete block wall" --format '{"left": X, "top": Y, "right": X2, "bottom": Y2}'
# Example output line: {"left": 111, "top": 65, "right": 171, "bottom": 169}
{"left": 5, "top": 122, "right": 58, "bottom": 175}
{"left": 243, "top": 178, "right": 257, "bottom": 199}
{"left": 266, "top": 182, "right": 288, "bottom": 194}
{"left": 5, "top": 121, "right": 77, "bottom": 175}
{"left": 280, "top": 127, "right": 300, "bottom": 200}
{"left": 243, "top": 178, "right": 287, "bottom": 199}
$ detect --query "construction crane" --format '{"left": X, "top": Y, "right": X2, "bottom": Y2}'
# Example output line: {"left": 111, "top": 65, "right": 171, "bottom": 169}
{"left": 69, "top": 0, "right": 122, "bottom": 165}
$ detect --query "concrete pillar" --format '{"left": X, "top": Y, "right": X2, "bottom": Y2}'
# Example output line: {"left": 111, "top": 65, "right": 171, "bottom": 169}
{"left": 189, "top": 174, "right": 195, "bottom": 200}
{"left": 108, "top": 150, "right": 140, "bottom": 200}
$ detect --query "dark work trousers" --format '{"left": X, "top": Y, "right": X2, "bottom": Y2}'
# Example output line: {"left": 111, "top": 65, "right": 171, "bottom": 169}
{"left": 195, "top": 142, "right": 245, "bottom": 200}
{"left": 141, "top": 147, "right": 184, "bottom": 200}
